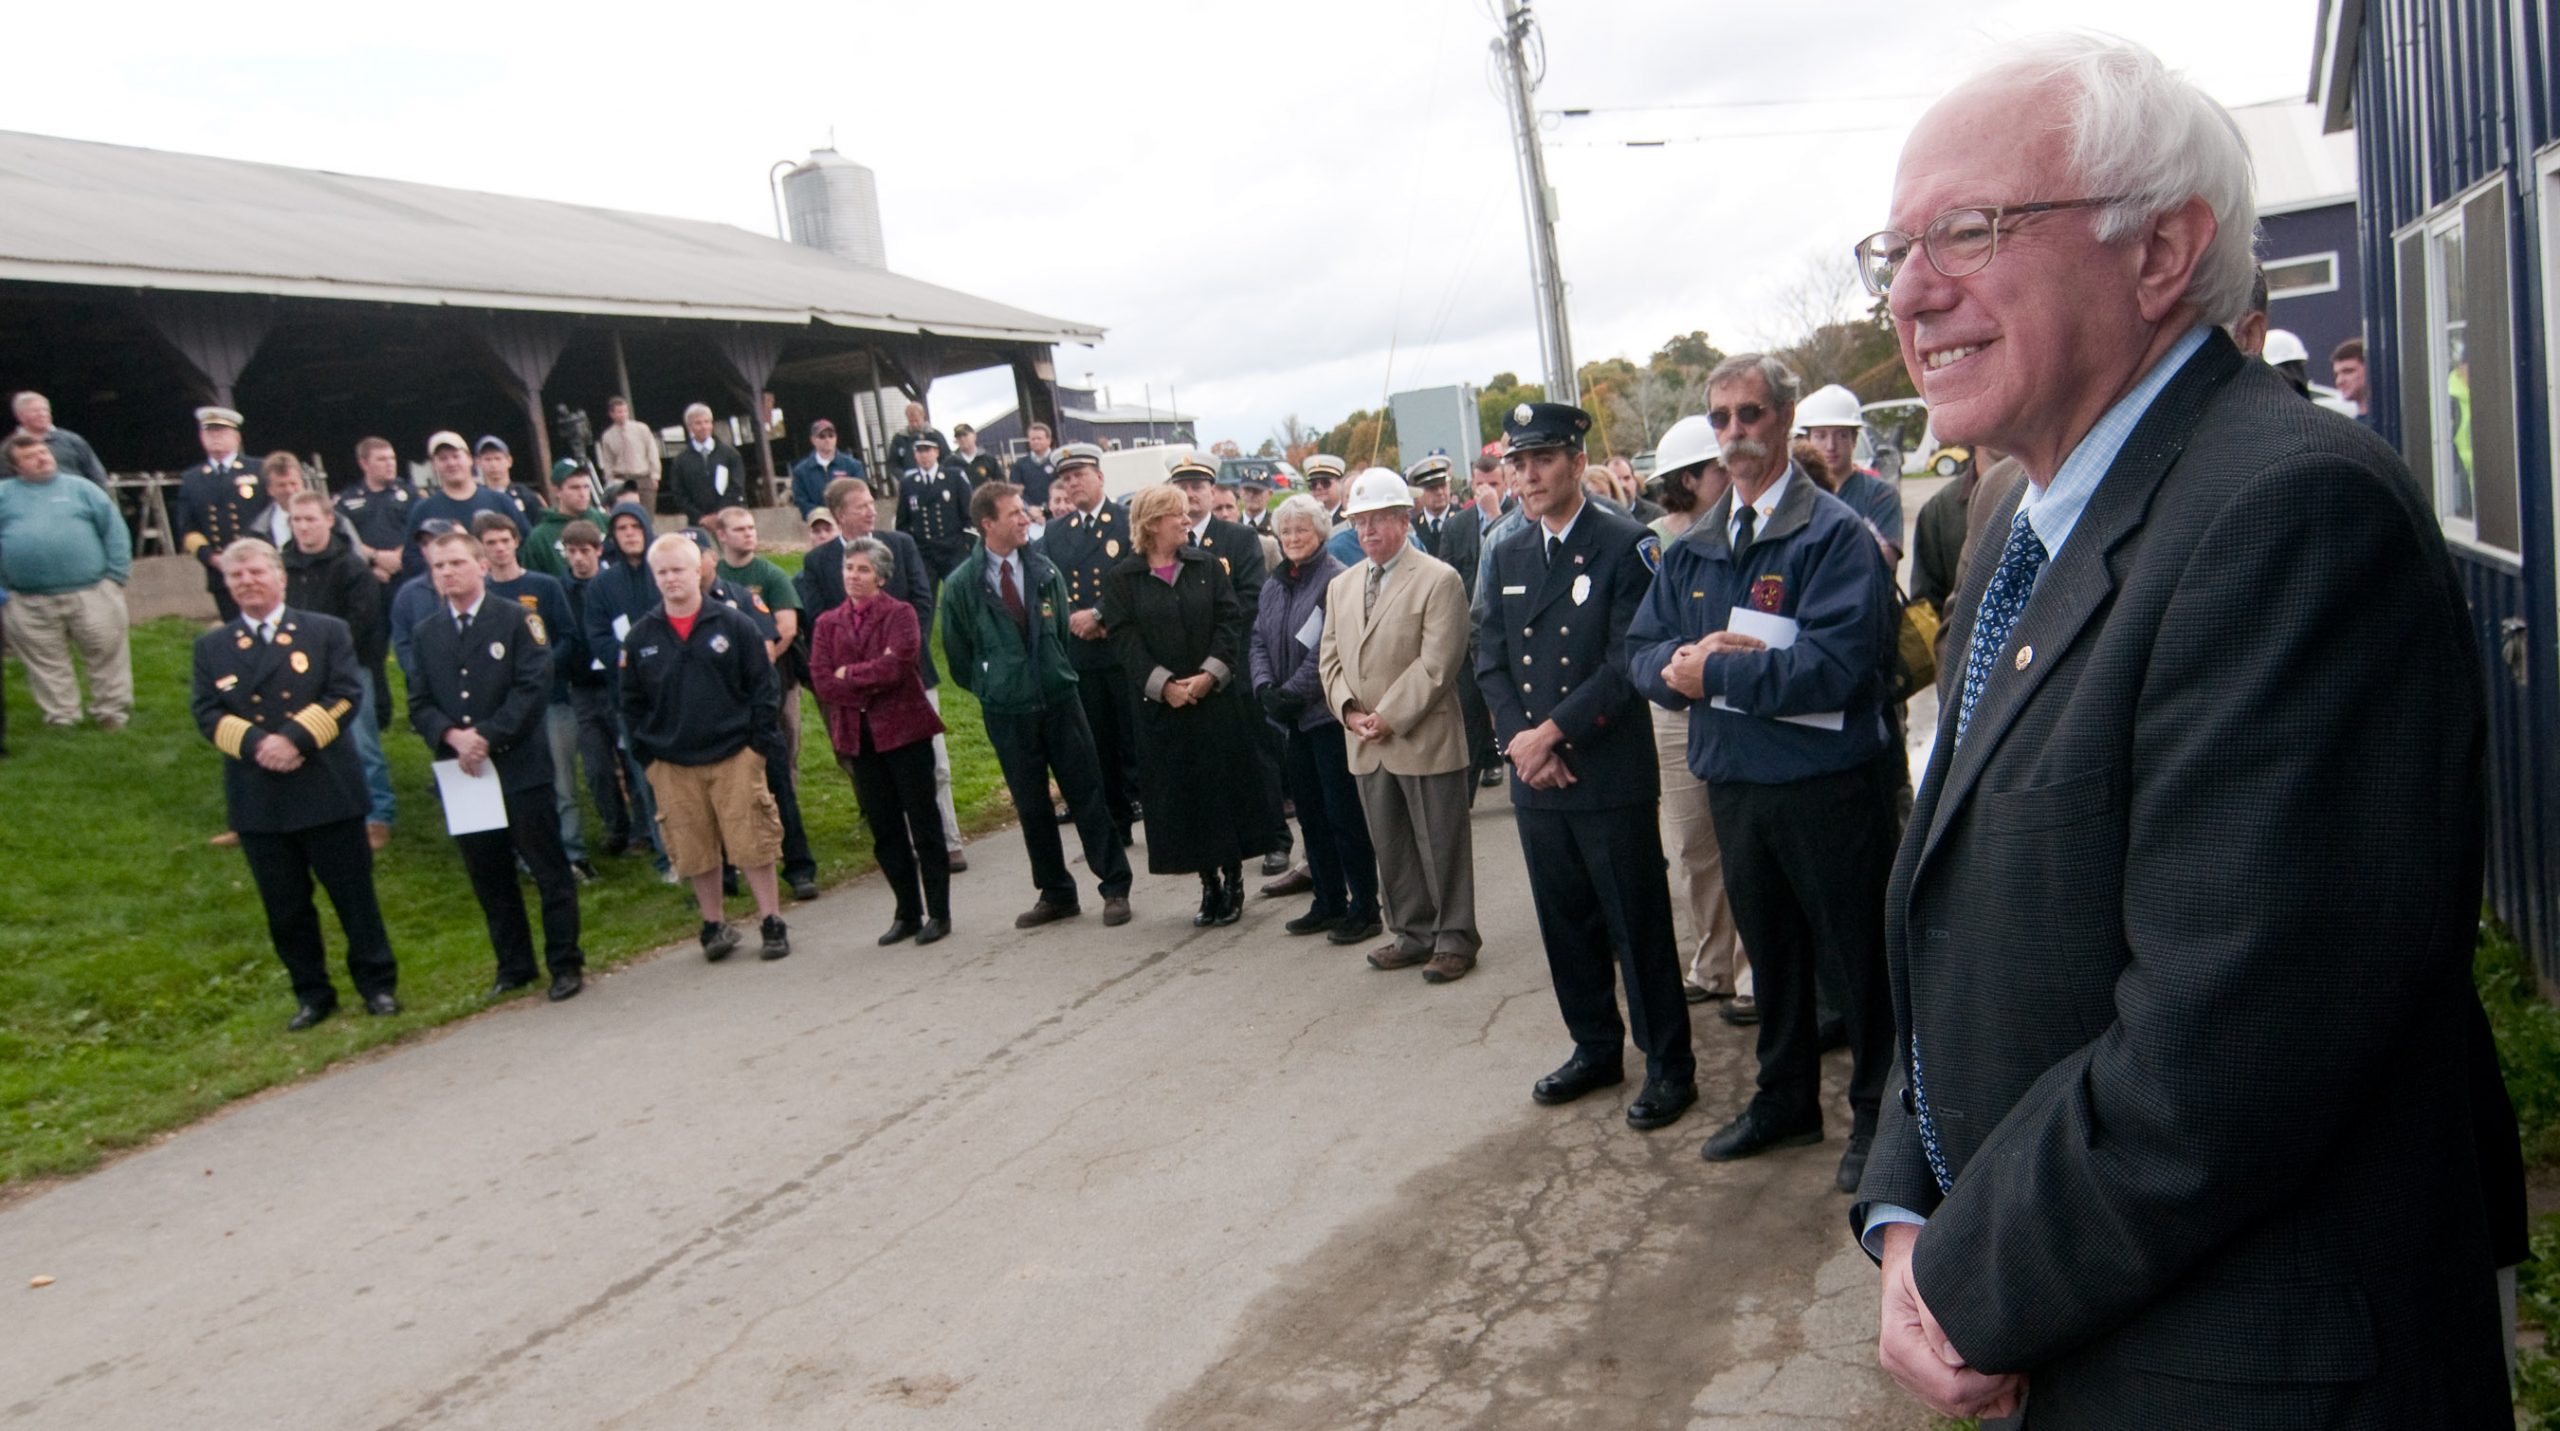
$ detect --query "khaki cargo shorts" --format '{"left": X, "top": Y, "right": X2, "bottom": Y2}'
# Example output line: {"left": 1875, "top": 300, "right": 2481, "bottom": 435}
{"left": 648, "top": 748, "right": 783, "bottom": 878}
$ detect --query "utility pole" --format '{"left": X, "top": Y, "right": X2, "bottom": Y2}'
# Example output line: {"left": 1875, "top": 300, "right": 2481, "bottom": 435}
{"left": 1493, "top": 0, "right": 1578, "bottom": 405}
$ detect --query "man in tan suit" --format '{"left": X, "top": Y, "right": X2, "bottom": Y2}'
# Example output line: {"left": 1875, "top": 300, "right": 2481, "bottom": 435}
{"left": 1317, "top": 468, "right": 1479, "bottom": 982}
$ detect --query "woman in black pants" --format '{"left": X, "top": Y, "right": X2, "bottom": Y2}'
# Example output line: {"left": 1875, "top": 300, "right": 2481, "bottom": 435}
{"left": 810, "top": 538, "right": 951, "bottom": 945}
{"left": 1099, "top": 484, "right": 1285, "bottom": 926}
{"left": 1248, "top": 494, "right": 1382, "bottom": 944}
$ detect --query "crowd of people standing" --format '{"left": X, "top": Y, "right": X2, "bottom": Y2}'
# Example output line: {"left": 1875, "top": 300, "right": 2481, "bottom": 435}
{"left": 0, "top": 30, "right": 2535, "bottom": 1419}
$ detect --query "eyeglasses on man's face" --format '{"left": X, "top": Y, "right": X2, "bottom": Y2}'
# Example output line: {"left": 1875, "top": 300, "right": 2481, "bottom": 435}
{"left": 1852, "top": 197, "right": 2122, "bottom": 298}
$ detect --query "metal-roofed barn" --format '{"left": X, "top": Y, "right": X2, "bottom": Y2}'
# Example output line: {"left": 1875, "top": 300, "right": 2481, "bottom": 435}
{"left": 0, "top": 129, "right": 1096, "bottom": 495}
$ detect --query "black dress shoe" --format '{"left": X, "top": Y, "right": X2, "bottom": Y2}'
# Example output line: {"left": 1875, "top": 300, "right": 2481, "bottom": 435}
{"left": 1193, "top": 879, "right": 1225, "bottom": 928}
{"left": 1719, "top": 995, "right": 1761, "bottom": 1027}
{"left": 487, "top": 975, "right": 537, "bottom": 999}
{"left": 548, "top": 971, "right": 584, "bottom": 1002}
{"left": 286, "top": 1002, "right": 335, "bottom": 1032}
{"left": 1626, "top": 1077, "right": 1699, "bottom": 1131}
{"left": 363, "top": 991, "right": 401, "bottom": 1017}
{"left": 915, "top": 917, "right": 951, "bottom": 945}
{"left": 1531, "top": 1058, "right": 1626, "bottom": 1106}
{"left": 879, "top": 918, "right": 922, "bottom": 946}
{"left": 1259, "top": 850, "right": 1294, "bottom": 877}
{"left": 945, "top": 851, "right": 968, "bottom": 873}
{"left": 1700, "top": 1107, "right": 1824, "bottom": 1163}
{"left": 791, "top": 877, "right": 822, "bottom": 902}
{"left": 1835, "top": 1134, "right": 1872, "bottom": 1193}
{"left": 1479, "top": 766, "right": 1505, "bottom": 788}
{"left": 1101, "top": 897, "right": 1131, "bottom": 927}
{"left": 1326, "top": 915, "right": 1384, "bottom": 946}
{"left": 1214, "top": 868, "right": 1244, "bottom": 925}
{"left": 1283, "top": 908, "right": 1343, "bottom": 937}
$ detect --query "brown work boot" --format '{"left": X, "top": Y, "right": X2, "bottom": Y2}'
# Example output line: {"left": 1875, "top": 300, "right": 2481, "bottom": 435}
{"left": 1422, "top": 949, "right": 1477, "bottom": 984}
{"left": 1367, "top": 942, "right": 1430, "bottom": 971}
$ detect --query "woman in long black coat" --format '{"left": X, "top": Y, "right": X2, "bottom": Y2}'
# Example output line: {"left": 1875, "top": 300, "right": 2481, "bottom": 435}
{"left": 1098, "top": 484, "right": 1286, "bottom": 926}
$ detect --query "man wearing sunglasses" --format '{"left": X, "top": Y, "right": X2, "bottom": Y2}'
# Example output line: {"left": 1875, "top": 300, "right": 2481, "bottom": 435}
{"left": 1840, "top": 33, "right": 2521, "bottom": 1427}
{"left": 1626, "top": 354, "right": 1902, "bottom": 1191}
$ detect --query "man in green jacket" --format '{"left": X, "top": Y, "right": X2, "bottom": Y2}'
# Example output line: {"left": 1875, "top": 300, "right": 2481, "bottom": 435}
{"left": 941, "top": 480, "right": 1132, "bottom": 928}
{"left": 522, "top": 463, "right": 602, "bottom": 579}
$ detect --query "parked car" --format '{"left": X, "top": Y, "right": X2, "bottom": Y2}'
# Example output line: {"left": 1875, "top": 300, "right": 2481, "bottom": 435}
{"left": 1860, "top": 398, "right": 1970, "bottom": 477}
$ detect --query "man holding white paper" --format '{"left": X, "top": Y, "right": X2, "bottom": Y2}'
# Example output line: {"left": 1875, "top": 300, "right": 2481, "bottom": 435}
{"left": 408, "top": 529, "right": 586, "bottom": 1004}
{"left": 1626, "top": 353, "right": 1901, "bottom": 1188}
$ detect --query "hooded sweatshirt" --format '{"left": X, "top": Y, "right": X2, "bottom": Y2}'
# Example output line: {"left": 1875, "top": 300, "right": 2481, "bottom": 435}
{"left": 580, "top": 500, "right": 663, "bottom": 693}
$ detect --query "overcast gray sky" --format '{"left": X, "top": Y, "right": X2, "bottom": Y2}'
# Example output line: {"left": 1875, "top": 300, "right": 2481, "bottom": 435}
{"left": 8, "top": 0, "right": 2318, "bottom": 447}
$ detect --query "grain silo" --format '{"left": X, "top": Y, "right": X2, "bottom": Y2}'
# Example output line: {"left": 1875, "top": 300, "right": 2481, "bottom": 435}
{"left": 778, "top": 149, "right": 887, "bottom": 269}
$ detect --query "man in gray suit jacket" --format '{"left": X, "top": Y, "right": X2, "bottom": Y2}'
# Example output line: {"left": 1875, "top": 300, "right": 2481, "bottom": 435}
{"left": 1851, "top": 33, "right": 2523, "bottom": 1426}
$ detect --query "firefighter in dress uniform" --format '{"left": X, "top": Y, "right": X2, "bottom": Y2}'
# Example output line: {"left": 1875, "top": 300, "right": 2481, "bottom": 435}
{"left": 192, "top": 539, "right": 399, "bottom": 1031}
{"left": 1475, "top": 401, "right": 1698, "bottom": 1133}
{"left": 178, "top": 406, "right": 268, "bottom": 622}
{"left": 896, "top": 429, "right": 977, "bottom": 589}
{"left": 407, "top": 528, "right": 587, "bottom": 1003}
{"left": 1039, "top": 442, "right": 1143, "bottom": 844}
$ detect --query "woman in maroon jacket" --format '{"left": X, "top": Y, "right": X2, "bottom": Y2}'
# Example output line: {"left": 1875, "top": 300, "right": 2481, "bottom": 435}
{"left": 810, "top": 538, "right": 951, "bottom": 945}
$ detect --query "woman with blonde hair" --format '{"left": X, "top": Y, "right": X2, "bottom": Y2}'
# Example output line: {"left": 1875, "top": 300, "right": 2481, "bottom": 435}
{"left": 1099, "top": 483, "right": 1286, "bottom": 926}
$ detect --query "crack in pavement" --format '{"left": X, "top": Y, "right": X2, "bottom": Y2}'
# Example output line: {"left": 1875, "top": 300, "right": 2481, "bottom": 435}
{"left": 1146, "top": 1049, "right": 1914, "bottom": 1430}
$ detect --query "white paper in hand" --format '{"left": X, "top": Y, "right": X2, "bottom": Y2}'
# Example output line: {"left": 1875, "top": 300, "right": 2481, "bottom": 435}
{"left": 433, "top": 759, "right": 511, "bottom": 835}
{"left": 1295, "top": 607, "right": 1325, "bottom": 651}
{"left": 1708, "top": 608, "right": 1846, "bottom": 730}
{"left": 612, "top": 614, "right": 632, "bottom": 643}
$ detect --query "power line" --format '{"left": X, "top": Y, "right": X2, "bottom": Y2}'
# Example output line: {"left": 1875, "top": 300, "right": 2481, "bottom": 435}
{"left": 1546, "top": 92, "right": 1932, "bottom": 118}
{"left": 1547, "top": 121, "right": 1906, "bottom": 148}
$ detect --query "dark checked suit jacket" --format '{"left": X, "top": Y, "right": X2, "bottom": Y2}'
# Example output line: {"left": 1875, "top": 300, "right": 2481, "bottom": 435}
{"left": 1854, "top": 328, "right": 2524, "bottom": 1426}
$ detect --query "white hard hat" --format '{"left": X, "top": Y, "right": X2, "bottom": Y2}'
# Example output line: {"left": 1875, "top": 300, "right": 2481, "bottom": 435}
{"left": 1342, "top": 467, "right": 1413, "bottom": 516}
{"left": 1793, "top": 383, "right": 1864, "bottom": 432}
{"left": 1654, "top": 414, "right": 1721, "bottom": 473}
{"left": 2262, "top": 328, "right": 2310, "bottom": 366}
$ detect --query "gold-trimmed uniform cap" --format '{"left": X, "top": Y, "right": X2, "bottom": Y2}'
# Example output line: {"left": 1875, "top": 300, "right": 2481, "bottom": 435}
{"left": 196, "top": 406, "right": 244, "bottom": 430}
{"left": 1165, "top": 452, "right": 1219, "bottom": 483}
{"left": 1402, "top": 453, "right": 1454, "bottom": 486}
{"left": 1301, "top": 454, "right": 1347, "bottom": 480}
{"left": 1501, "top": 401, "right": 1592, "bottom": 453}
{"left": 1052, "top": 441, "right": 1104, "bottom": 475}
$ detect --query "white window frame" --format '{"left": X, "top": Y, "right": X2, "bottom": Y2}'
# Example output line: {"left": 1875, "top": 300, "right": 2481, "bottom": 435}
{"left": 2423, "top": 203, "right": 2477, "bottom": 547}
{"left": 2538, "top": 144, "right": 2560, "bottom": 635}
{"left": 2264, "top": 251, "right": 2342, "bottom": 300}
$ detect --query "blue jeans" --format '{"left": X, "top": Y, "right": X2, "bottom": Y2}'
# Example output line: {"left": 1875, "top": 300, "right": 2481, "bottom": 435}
{"left": 349, "top": 679, "right": 396, "bottom": 827}
{"left": 544, "top": 701, "right": 588, "bottom": 863}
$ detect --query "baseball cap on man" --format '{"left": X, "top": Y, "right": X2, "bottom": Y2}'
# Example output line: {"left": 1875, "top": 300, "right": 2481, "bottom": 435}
{"left": 474, "top": 435, "right": 509, "bottom": 455}
{"left": 426, "top": 430, "right": 468, "bottom": 455}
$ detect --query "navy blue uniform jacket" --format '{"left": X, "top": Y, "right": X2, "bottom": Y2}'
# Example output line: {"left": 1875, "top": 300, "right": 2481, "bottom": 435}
{"left": 192, "top": 609, "right": 368, "bottom": 833}
{"left": 407, "top": 596, "right": 557, "bottom": 794}
{"left": 1626, "top": 467, "right": 1897, "bottom": 787}
{"left": 1472, "top": 499, "right": 1660, "bottom": 812}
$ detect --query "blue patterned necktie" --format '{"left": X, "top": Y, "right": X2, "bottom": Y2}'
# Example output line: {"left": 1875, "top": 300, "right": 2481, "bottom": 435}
{"left": 1952, "top": 509, "right": 2048, "bottom": 747}
{"left": 1910, "top": 506, "right": 2050, "bottom": 1196}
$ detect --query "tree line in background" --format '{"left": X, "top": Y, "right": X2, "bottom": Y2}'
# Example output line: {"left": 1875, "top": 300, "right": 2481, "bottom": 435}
{"left": 1263, "top": 258, "right": 1916, "bottom": 472}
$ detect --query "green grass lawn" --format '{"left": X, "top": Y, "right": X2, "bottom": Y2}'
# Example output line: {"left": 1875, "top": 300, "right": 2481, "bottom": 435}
{"left": 0, "top": 571, "right": 1015, "bottom": 1190}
